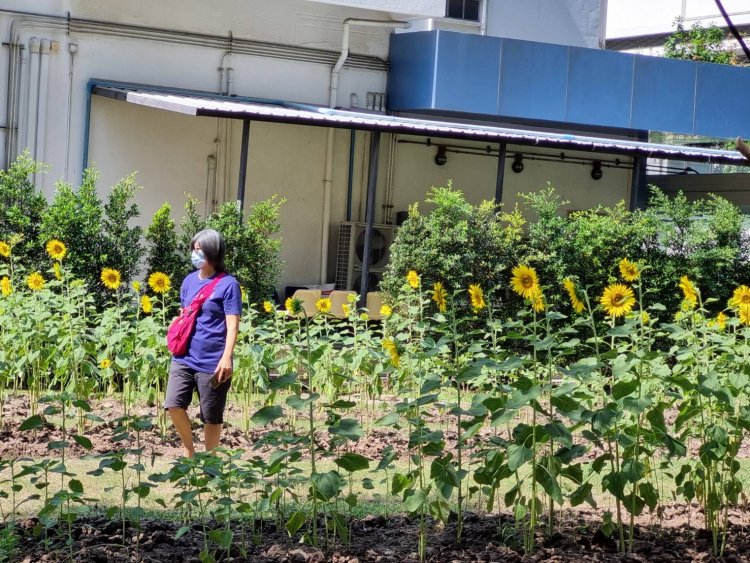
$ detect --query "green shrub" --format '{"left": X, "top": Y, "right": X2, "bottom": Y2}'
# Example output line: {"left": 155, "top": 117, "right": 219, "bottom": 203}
{"left": 180, "top": 196, "right": 284, "bottom": 306}
{"left": 40, "top": 168, "right": 143, "bottom": 302}
{"left": 0, "top": 153, "right": 48, "bottom": 268}
{"left": 380, "top": 183, "right": 525, "bottom": 312}
{"left": 145, "top": 202, "right": 185, "bottom": 284}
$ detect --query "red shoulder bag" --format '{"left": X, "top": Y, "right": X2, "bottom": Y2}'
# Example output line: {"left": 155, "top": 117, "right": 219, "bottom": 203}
{"left": 167, "top": 273, "right": 226, "bottom": 356}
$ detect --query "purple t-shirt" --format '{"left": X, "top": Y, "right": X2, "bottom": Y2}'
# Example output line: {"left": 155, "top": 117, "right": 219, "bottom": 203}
{"left": 174, "top": 271, "right": 242, "bottom": 373}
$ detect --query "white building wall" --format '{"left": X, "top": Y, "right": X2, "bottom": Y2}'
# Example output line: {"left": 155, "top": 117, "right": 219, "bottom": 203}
{"left": 607, "top": 0, "right": 750, "bottom": 40}
{"left": 485, "top": 0, "right": 608, "bottom": 49}
{"left": 0, "top": 0, "right": 629, "bottom": 292}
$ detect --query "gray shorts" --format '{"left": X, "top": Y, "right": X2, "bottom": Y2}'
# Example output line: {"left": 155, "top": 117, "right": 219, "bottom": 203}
{"left": 164, "top": 360, "right": 231, "bottom": 424}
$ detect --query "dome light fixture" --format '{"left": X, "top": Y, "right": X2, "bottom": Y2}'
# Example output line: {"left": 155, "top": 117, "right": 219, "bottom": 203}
{"left": 434, "top": 145, "right": 448, "bottom": 166}
{"left": 591, "top": 160, "right": 603, "bottom": 180}
{"left": 511, "top": 154, "right": 524, "bottom": 173}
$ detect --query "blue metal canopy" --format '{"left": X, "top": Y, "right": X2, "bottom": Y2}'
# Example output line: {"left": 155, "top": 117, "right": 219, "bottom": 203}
{"left": 388, "top": 31, "right": 750, "bottom": 140}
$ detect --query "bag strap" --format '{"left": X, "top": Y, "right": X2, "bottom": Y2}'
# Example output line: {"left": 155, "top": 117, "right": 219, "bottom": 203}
{"left": 188, "top": 272, "right": 227, "bottom": 310}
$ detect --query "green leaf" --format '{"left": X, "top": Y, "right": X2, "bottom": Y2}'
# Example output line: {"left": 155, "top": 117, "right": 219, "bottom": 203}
{"left": 19, "top": 415, "right": 44, "bottom": 431}
{"left": 175, "top": 525, "right": 191, "bottom": 540}
{"left": 208, "top": 529, "right": 233, "bottom": 550}
{"left": 334, "top": 453, "right": 370, "bottom": 473}
{"left": 69, "top": 479, "right": 83, "bottom": 493}
{"left": 286, "top": 393, "right": 319, "bottom": 412}
{"left": 430, "top": 455, "right": 459, "bottom": 500}
{"left": 612, "top": 378, "right": 638, "bottom": 400}
{"left": 250, "top": 405, "right": 283, "bottom": 426}
{"left": 534, "top": 462, "right": 563, "bottom": 505}
{"left": 269, "top": 373, "right": 297, "bottom": 390}
{"left": 72, "top": 435, "right": 93, "bottom": 450}
{"left": 403, "top": 489, "right": 427, "bottom": 513}
{"left": 311, "top": 471, "right": 341, "bottom": 501}
{"left": 375, "top": 413, "right": 400, "bottom": 427}
{"left": 507, "top": 444, "right": 533, "bottom": 472}
{"left": 328, "top": 419, "right": 363, "bottom": 441}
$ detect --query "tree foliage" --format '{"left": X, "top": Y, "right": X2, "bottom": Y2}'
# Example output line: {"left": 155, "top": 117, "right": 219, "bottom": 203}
{"left": 664, "top": 18, "right": 737, "bottom": 65}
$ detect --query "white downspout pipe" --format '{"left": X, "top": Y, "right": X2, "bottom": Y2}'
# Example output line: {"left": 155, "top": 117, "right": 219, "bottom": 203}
{"left": 24, "top": 37, "right": 40, "bottom": 159}
{"left": 319, "top": 18, "right": 407, "bottom": 283}
{"left": 35, "top": 38, "right": 51, "bottom": 189}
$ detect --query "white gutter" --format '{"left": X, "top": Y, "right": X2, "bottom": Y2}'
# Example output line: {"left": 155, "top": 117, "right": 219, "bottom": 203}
{"left": 320, "top": 17, "right": 407, "bottom": 284}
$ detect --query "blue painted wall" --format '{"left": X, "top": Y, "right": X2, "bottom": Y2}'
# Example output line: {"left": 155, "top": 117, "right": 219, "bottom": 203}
{"left": 388, "top": 30, "right": 750, "bottom": 138}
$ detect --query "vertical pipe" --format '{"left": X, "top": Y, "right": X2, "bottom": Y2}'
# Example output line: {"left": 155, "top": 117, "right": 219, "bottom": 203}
{"left": 25, "top": 38, "right": 41, "bottom": 157}
{"left": 34, "top": 39, "right": 50, "bottom": 189}
{"left": 346, "top": 130, "right": 355, "bottom": 222}
{"left": 236, "top": 119, "right": 250, "bottom": 219}
{"left": 359, "top": 130, "right": 381, "bottom": 308}
{"left": 495, "top": 142, "right": 507, "bottom": 205}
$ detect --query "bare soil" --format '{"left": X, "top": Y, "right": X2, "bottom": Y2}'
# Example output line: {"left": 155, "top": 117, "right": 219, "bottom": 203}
{"left": 10, "top": 507, "right": 750, "bottom": 562}
{"left": 4, "top": 395, "right": 750, "bottom": 562}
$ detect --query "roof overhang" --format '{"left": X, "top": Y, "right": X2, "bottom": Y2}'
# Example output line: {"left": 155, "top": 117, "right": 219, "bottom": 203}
{"left": 91, "top": 83, "right": 750, "bottom": 166}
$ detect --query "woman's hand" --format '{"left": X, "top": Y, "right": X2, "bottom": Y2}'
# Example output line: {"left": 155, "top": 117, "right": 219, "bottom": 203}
{"left": 214, "top": 355, "right": 233, "bottom": 383}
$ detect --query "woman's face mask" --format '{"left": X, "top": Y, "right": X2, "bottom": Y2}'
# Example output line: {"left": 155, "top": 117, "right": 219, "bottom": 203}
{"left": 191, "top": 249, "right": 206, "bottom": 269}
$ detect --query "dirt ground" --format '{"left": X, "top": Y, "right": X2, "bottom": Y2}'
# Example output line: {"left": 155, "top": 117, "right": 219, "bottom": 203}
{"left": 11, "top": 508, "right": 750, "bottom": 562}
{"left": 3, "top": 395, "right": 750, "bottom": 562}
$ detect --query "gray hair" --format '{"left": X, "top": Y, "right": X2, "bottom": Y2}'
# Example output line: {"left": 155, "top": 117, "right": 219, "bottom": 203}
{"left": 191, "top": 228, "right": 226, "bottom": 271}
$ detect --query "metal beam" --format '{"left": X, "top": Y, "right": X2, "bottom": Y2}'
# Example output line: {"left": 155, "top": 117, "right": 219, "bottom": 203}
{"left": 237, "top": 119, "right": 250, "bottom": 217}
{"left": 359, "top": 130, "right": 381, "bottom": 308}
{"left": 495, "top": 142, "right": 507, "bottom": 205}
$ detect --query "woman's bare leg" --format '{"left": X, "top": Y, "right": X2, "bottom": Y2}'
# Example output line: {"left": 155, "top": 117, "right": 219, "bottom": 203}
{"left": 168, "top": 407, "right": 195, "bottom": 457}
{"left": 204, "top": 423, "right": 222, "bottom": 452}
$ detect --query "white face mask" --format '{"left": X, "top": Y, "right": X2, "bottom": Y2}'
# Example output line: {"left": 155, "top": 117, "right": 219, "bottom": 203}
{"left": 191, "top": 249, "right": 206, "bottom": 269}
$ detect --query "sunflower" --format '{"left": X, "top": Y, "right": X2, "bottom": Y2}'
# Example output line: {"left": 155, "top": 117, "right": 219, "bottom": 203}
{"left": 380, "top": 304, "right": 392, "bottom": 317}
{"left": 468, "top": 283, "right": 486, "bottom": 312}
{"left": 46, "top": 239, "right": 67, "bottom": 261}
{"left": 99, "top": 358, "right": 112, "bottom": 370}
{"left": 562, "top": 278, "right": 585, "bottom": 314}
{"left": 740, "top": 305, "right": 750, "bottom": 327}
{"left": 26, "top": 272, "right": 45, "bottom": 292}
{"left": 0, "top": 277, "right": 11, "bottom": 296}
{"left": 432, "top": 281, "right": 447, "bottom": 313}
{"left": 263, "top": 300, "right": 274, "bottom": 313}
{"left": 599, "top": 283, "right": 636, "bottom": 318}
{"left": 530, "top": 287, "right": 545, "bottom": 313}
{"left": 729, "top": 285, "right": 750, "bottom": 309}
{"left": 511, "top": 264, "right": 539, "bottom": 299}
{"left": 148, "top": 272, "right": 171, "bottom": 294}
{"left": 342, "top": 303, "right": 352, "bottom": 317}
{"left": 679, "top": 276, "right": 698, "bottom": 308}
{"left": 131, "top": 281, "right": 142, "bottom": 293}
{"left": 101, "top": 268, "right": 121, "bottom": 291}
{"left": 406, "top": 270, "right": 420, "bottom": 289}
{"left": 716, "top": 311, "right": 727, "bottom": 331}
{"left": 286, "top": 297, "right": 303, "bottom": 315}
{"left": 618, "top": 258, "right": 640, "bottom": 283}
{"left": 53, "top": 262, "right": 62, "bottom": 281}
{"left": 316, "top": 297, "right": 332, "bottom": 314}
{"left": 360, "top": 312, "right": 369, "bottom": 322}
{"left": 383, "top": 338, "right": 400, "bottom": 367}
{"left": 0, "top": 241, "right": 10, "bottom": 258}
{"left": 641, "top": 311, "right": 650, "bottom": 325}
{"left": 140, "top": 295, "right": 153, "bottom": 314}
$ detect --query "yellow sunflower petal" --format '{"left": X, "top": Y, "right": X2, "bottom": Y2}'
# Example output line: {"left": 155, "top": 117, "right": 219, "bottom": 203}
{"left": 511, "top": 264, "right": 539, "bottom": 299}
{"left": 599, "top": 283, "right": 636, "bottom": 318}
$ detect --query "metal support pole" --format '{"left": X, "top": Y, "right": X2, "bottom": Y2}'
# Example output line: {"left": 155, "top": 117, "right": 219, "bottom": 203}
{"left": 629, "top": 156, "right": 647, "bottom": 211}
{"left": 359, "top": 130, "right": 381, "bottom": 308}
{"left": 495, "top": 142, "right": 507, "bottom": 205}
{"left": 237, "top": 119, "right": 250, "bottom": 217}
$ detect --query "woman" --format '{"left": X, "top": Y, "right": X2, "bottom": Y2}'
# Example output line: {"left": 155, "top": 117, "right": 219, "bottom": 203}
{"left": 164, "top": 229, "right": 242, "bottom": 457}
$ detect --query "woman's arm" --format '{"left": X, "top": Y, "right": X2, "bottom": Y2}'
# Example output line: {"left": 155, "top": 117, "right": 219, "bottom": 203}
{"left": 215, "top": 314, "right": 240, "bottom": 383}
